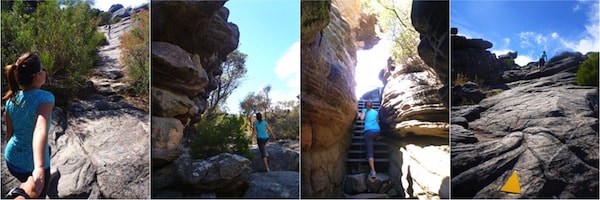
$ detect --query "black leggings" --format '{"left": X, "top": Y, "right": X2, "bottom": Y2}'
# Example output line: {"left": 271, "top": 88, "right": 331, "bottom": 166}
{"left": 7, "top": 166, "right": 51, "bottom": 199}
{"left": 257, "top": 138, "right": 269, "bottom": 158}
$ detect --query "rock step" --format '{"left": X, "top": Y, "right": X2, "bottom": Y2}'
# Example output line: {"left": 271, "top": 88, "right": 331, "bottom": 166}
{"left": 350, "top": 142, "right": 388, "bottom": 147}
{"left": 347, "top": 150, "right": 388, "bottom": 154}
{"left": 346, "top": 158, "right": 390, "bottom": 163}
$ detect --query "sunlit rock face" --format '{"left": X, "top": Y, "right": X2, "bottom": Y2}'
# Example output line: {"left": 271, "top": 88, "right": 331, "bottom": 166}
{"left": 380, "top": 0, "right": 450, "bottom": 199}
{"left": 300, "top": 0, "right": 361, "bottom": 197}
{"left": 332, "top": 0, "right": 380, "bottom": 50}
{"left": 451, "top": 61, "right": 599, "bottom": 198}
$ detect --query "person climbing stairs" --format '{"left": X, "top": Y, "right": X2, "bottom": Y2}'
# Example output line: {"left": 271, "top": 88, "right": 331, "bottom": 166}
{"left": 346, "top": 100, "right": 389, "bottom": 175}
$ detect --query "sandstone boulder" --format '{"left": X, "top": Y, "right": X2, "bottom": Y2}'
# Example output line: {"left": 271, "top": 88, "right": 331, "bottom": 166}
{"left": 151, "top": 117, "right": 184, "bottom": 167}
{"left": 380, "top": 65, "right": 448, "bottom": 138}
{"left": 301, "top": 1, "right": 359, "bottom": 197}
{"left": 243, "top": 171, "right": 300, "bottom": 198}
{"left": 411, "top": 0, "right": 449, "bottom": 83}
{"left": 249, "top": 143, "right": 299, "bottom": 172}
{"left": 151, "top": 42, "right": 208, "bottom": 97}
{"left": 175, "top": 153, "right": 251, "bottom": 197}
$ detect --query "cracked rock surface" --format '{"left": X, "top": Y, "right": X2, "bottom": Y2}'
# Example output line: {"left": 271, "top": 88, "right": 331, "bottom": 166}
{"left": 451, "top": 71, "right": 598, "bottom": 198}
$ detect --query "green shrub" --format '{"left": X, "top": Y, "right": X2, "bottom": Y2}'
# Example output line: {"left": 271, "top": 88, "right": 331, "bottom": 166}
{"left": 120, "top": 9, "right": 149, "bottom": 97}
{"left": 576, "top": 52, "right": 599, "bottom": 86}
{"left": 1, "top": 0, "right": 103, "bottom": 99}
{"left": 502, "top": 58, "right": 515, "bottom": 67}
{"left": 97, "top": 11, "right": 112, "bottom": 26}
{"left": 190, "top": 115, "right": 254, "bottom": 160}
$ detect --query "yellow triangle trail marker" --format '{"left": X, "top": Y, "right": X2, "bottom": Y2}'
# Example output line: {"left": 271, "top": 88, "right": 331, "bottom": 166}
{"left": 501, "top": 171, "right": 521, "bottom": 194}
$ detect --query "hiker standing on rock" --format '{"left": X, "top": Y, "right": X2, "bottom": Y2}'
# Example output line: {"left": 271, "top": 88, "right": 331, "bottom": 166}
{"left": 3, "top": 52, "right": 54, "bottom": 198}
{"left": 253, "top": 112, "right": 277, "bottom": 172}
{"left": 359, "top": 101, "right": 380, "bottom": 180}
{"left": 539, "top": 50, "right": 548, "bottom": 68}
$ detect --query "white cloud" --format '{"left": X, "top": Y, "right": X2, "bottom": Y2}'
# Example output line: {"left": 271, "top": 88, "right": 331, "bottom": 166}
{"left": 274, "top": 41, "right": 300, "bottom": 89}
{"left": 551, "top": 32, "right": 559, "bottom": 39}
{"left": 573, "top": 4, "right": 581, "bottom": 12}
{"left": 492, "top": 49, "right": 534, "bottom": 66}
{"left": 266, "top": 41, "right": 300, "bottom": 104}
{"left": 92, "top": 0, "right": 147, "bottom": 11}
{"left": 503, "top": 38, "right": 510, "bottom": 48}
{"left": 561, "top": 1, "right": 600, "bottom": 54}
{"left": 515, "top": 55, "right": 534, "bottom": 66}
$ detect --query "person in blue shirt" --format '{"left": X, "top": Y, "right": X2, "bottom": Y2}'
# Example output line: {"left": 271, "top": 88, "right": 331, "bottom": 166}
{"left": 252, "top": 112, "right": 276, "bottom": 171}
{"left": 359, "top": 101, "right": 380, "bottom": 180}
{"left": 3, "top": 52, "right": 54, "bottom": 198}
{"left": 539, "top": 51, "right": 548, "bottom": 68}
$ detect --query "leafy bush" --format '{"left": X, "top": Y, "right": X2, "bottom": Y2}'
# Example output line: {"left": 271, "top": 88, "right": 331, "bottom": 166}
{"left": 576, "top": 52, "right": 599, "bottom": 86}
{"left": 1, "top": 0, "right": 104, "bottom": 99}
{"left": 120, "top": 9, "right": 149, "bottom": 97}
{"left": 502, "top": 58, "right": 515, "bottom": 67}
{"left": 97, "top": 11, "right": 112, "bottom": 26}
{"left": 267, "top": 100, "right": 300, "bottom": 140}
{"left": 190, "top": 115, "right": 254, "bottom": 160}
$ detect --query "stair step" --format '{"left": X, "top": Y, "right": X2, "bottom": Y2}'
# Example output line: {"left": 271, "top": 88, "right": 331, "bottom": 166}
{"left": 351, "top": 142, "right": 388, "bottom": 146}
{"left": 347, "top": 158, "right": 389, "bottom": 162}
{"left": 348, "top": 150, "right": 388, "bottom": 154}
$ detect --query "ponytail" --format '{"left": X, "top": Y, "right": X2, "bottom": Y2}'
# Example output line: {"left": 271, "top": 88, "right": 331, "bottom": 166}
{"left": 2, "top": 52, "right": 41, "bottom": 103}
{"left": 2, "top": 64, "right": 20, "bottom": 102}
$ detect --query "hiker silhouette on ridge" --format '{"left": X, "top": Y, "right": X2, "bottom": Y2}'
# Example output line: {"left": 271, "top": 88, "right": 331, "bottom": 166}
{"left": 538, "top": 50, "right": 548, "bottom": 69}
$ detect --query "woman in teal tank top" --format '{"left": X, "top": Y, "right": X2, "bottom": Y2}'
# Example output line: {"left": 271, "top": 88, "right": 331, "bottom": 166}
{"left": 3, "top": 52, "right": 54, "bottom": 198}
{"left": 252, "top": 113, "right": 277, "bottom": 171}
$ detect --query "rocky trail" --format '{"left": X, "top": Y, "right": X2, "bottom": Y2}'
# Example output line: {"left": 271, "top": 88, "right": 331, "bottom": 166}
{"left": 451, "top": 52, "right": 599, "bottom": 198}
{"left": 2, "top": 16, "right": 150, "bottom": 198}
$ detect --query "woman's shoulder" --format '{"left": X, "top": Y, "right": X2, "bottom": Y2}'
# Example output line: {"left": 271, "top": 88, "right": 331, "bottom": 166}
{"left": 34, "top": 89, "right": 55, "bottom": 102}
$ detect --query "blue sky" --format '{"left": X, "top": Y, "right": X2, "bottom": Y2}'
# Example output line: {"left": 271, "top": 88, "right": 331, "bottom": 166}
{"left": 225, "top": 0, "right": 300, "bottom": 114}
{"left": 452, "top": 0, "right": 600, "bottom": 66}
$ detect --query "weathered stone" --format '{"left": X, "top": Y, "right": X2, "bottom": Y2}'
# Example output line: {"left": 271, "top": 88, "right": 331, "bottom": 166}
{"left": 452, "top": 81, "right": 486, "bottom": 106}
{"left": 151, "top": 42, "right": 208, "bottom": 96}
{"left": 411, "top": 0, "right": 449, "bottom": 83}
{"left": 249, "top": 143, "right": 299, "bottom": 172}
{"left": 380, "top": 67, "right": 448, "bottom": 138}
{"left": 175, "top": 153, "right": 251, "bottom": 196}
{"left": 451, "top": 117, "right": 469, "bottom": 128}
{"left": 343, "top": 173, "right": 367, "bottom": 194}
{"left": 151, "top": 117, "right": 184, "bottom": 166}
{"left": 243, "top": 171, "right": 300, "bottom": 198}
{"left": 301, "top": 1, "right": 358, "bottom": 197}
{"left": 450, "top": 124, "right": 478, "bottom": 145}
{"left": 366, "top": 173, "right": 391, "bottom": 193}
{"left": 332, "top": 0, "right": 380, "bottom": 49}
{"left": 452, "top": 70, "right": 599, "bottom": 198}
{"left": 151, "top": 87, "right": 195, "bottom": 118}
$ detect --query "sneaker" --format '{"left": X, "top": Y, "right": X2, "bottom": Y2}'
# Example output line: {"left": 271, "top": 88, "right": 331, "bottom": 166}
{"left": 369, "top": 171, "right": 376, "bottom": 179}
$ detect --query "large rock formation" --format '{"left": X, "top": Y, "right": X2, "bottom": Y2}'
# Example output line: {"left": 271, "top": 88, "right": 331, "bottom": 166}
{"left": 411, "top": 0, "right": 449, "bottom": 86}
{"left": 2, "top": 95, "right": 150, "bottom": 198}
{"left": 451, "top": 29, "right": 506, "bottom": 86}
{"left": 376, "top": 1, "right": 450, "bottom": 199}
{"left": 331, "top": 0, "right": 380, "bottom": 50}
{"left": 150, "top": 1, "right": 242, "bottom": 197}
{"left": 300, "top": 0, "right": 368, "bottom": 197}
{"left": 243, "top": 171, "right": 300, "bottom": 198}
{"left": 451, "top": 51, "right": 599, "bottom": 198}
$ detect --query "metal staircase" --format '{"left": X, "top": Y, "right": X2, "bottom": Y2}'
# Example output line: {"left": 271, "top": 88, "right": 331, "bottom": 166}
{"left": 346, "top": 100, "right": 389, "bottom": 174}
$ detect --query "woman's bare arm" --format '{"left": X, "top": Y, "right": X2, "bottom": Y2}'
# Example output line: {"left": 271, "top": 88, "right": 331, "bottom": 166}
{"left": 31, "top": 102, "right": 52, "bottom": 195}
